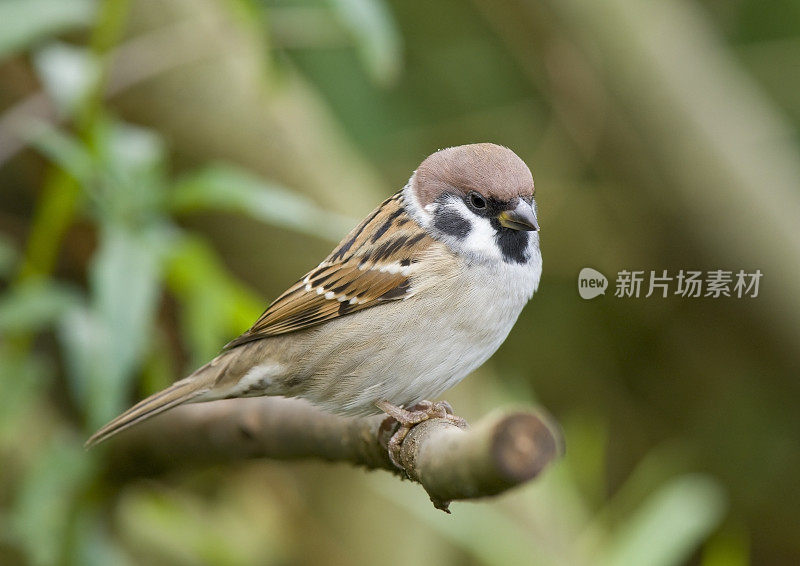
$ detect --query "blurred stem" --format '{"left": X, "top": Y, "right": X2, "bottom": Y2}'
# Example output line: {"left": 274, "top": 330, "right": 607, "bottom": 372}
{"left": 79, "top": 0, "right": 130, "bottom": 139}
{"left": 16, "top": 172, "right": 81, "bottom": 282}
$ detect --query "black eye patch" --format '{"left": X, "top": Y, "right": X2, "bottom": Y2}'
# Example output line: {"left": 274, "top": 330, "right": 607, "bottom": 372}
{"left": 433, "top": 208, "right": 471, "bottom": 239}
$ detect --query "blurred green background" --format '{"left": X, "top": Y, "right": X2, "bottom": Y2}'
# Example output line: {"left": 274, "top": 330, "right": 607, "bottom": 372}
{"left": 1, "top": 0, "right": 799, "bottom": 564}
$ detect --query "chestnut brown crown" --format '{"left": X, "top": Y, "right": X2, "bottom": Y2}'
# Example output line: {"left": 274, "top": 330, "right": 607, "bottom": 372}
{"left": 412, "top": 143, "right": 534, "bottom": 207}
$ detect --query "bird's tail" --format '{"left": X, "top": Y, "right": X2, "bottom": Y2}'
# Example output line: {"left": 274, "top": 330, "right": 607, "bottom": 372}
{"left": 85, "top": 361, "right": 221, "bottom": 449}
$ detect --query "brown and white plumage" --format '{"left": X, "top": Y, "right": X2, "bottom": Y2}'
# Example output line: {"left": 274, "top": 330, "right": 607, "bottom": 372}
{"left": 225, "top": 193, "right": 432, "bottom": 344}
{"left": 86, "top": 143, "right": 541, "bottom": 448}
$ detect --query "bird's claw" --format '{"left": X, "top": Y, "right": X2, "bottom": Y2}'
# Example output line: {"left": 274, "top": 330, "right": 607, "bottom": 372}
{"left": 376, "top": 399, "right": 467, "bottom": 469}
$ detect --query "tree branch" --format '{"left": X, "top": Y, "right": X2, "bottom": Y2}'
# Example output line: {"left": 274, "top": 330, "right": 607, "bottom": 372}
{"left": 103, "top": 397, "right": 563, "bottom": 512}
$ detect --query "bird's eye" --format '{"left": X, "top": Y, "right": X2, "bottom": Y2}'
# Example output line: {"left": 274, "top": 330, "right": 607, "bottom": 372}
{"left": 469, "top": 192, "right": 486, "bottom": 210}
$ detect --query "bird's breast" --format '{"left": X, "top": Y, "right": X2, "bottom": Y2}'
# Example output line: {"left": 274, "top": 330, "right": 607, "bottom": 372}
{"left": 290, "top": 249, "right": 541, "bottom": 415}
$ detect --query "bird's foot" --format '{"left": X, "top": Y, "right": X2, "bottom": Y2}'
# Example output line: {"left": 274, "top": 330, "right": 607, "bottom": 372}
{"left": 376, "top": 399, "right": 467, "bottom": 469}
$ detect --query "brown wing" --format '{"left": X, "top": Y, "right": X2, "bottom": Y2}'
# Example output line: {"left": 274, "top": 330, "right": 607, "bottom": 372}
{"left": 224, "top": 192, "right": 434, "bottom": 348}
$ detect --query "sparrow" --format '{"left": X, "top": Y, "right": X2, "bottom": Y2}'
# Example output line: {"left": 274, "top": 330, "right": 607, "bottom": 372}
{"left": 87, "top": 143, "right": 542, "bottom": 460}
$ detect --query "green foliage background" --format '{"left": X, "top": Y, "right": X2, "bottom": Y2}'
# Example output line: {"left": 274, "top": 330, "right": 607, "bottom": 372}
{"left": 1, "top": 0, "right": 798, "bottom": 564}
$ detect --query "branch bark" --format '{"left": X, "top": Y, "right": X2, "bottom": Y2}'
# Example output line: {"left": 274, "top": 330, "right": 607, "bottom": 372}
{"left": 103, "top": 397, "right": 563, "bottom": 512}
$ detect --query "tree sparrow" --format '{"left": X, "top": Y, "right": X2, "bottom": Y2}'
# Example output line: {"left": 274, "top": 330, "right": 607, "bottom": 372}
{"left": 87, "top": 143, "right": 542, "bottom": 457}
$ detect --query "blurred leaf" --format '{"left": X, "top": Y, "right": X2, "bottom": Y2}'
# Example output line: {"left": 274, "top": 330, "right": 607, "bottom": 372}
{"left": 329, "top": 0, "right": 403, "bottom": 85}
{"left": 0, "top": 279, "right": 81, "bottom": 334}
{"left": 32, "top": 118, "right": 170, "bottom": 425}
{"left": 60, "top": 225, "right": 167, "bottom": 426}
{"left": 33, "top": 42, "right": 100, "bottom": 118}
{"left": 91, "top": 120, "right": 167, "bottom": 226}
{"left": 267, "top": 6, "right": 352, "bottom": 48}
{"left": 701, "top": 524, "right": 749, "bottom": 566}
{"left": 374, "top": 476, "right": 558, "bottom": 566}
{"left": 17, "top": 137, "right": 85, "bottom": 280}
{"left": 165, "top": 234, "right": 262, "bottom": 364}
{"left": 28, "top": 123, "right": 95, "bottom": 185}
{"left": 221, "top": 0, "right": 265, "bottom": 29}
{"left": 562, "top": 411, "right": 609, "bottom": 507}
{"left": 0, "top": 347, "right": 50, "bottom": 444}
{"left": 102, "top": 121, "right": 165, "bottom": 191}
{"left": 31, "top": 119, "right": 167, "bottom": 223}
{"left": 171, "top": 164, "right": 355, "bottom": 243}
{"left": 90, "top": 224, "right": 164, "bottom": 376}
{"left": 139, "top": 327, "right": 177, "bottom": 395}
{"left": 58, "top": 304, "right": 118, "bottom": 431}
{"left": 601, "top": 475, "right": 726, "bottom": 566}
{"left": 11, "top": 438, "right": 94, "bottom": 566}
{"left": 0, "top": 0, "right": 96, "bottom": 58}
{"left": 587, "top": 440, "right": 695, "bottom": 539}
{"left": 72, "top": 506, "right": 135, "bottom": 566}
{"left": 116, "top": 486, "right": 283, "bottom": 565}
{"left": 0, "top": 235, "right": 18, "bottom": 278}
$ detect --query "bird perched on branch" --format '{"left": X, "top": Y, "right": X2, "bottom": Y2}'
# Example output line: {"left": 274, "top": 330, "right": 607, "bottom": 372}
{"left": 87, "top": 143, "right": 542, "bottom": 463}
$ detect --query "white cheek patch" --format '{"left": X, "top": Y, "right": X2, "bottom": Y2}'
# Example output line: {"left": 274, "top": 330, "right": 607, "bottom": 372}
{"left": 403, "top": 180, "right": 539, "bottom": 265}
{"left": 444, "top": 199, "right": 504, "bottom": 262}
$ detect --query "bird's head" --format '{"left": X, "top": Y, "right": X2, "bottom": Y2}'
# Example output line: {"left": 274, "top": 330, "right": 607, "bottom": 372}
{"left": 407, "top": 143, "right": 539, "bottom": 264}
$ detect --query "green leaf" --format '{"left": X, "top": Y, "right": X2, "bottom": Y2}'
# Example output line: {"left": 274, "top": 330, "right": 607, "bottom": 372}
{"left": 701, "top": 525, "right": 749, "bottom": 566}
{"left": 0, "top": 279, "right": 82, "bottom": 334}
{"left": 60, "top": 224, "right": 167, "bottom": 426}
{"left": 329, "top": 0, "right": 403, "bottom": 86}
{"left": 171, "top": 163, "right": 356, "bottom": 243}
{"left": 31, "top": 119, "right": 167, "bottom": 224}
{"left": 58, "top": 306, "right": 114, "bottom": 427}
{"left": 0, "top": 235, "right": 18, "bottom": 278}
{"left": 601, "top": 475, "right": 726, "bottom": 566}
{"left": 103, "top": 121, "right": 165, "bottom": 188}
{"left": 372, "top": 475, "right": 558, "bottom": 566}
{"left": 28, "top": 124, "right": 95, "bottom": 185}
{"left": 91, "top": 119, "right": 167, "bottom": 224}
{"left": 91, "top": 225, "right": 164, "bottom": 375}
{"left": 562, "top": 412, "right": 609, "bottom": 507}
{"left": 33, "top": 42, "right": 100, "bottom": 118}
{"left": 0, "top": 347, "right": 50, "bottom": 445}
{"left": 116, "top": 486, "right": 285, "bottom": 565}
{"left": 165, "top": 234, "right": 262, "bottom": 364}
{"left": 71, "top": 506, "right": 135, "bottom": 566}
{"left": 0, "top": 0, "right": 97, "bottom": 58}
{"left": 10, "top": 438, "right": 95, "bottom": 566}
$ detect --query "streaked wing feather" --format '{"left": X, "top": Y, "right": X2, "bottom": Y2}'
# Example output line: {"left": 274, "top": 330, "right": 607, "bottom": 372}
{"left": 225, "top": 192, "right": 433, "bottom": 348}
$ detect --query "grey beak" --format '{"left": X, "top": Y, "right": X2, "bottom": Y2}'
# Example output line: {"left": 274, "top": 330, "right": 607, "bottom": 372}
{"left": 497, "top": 201, "right": 539, "bottom": 231}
